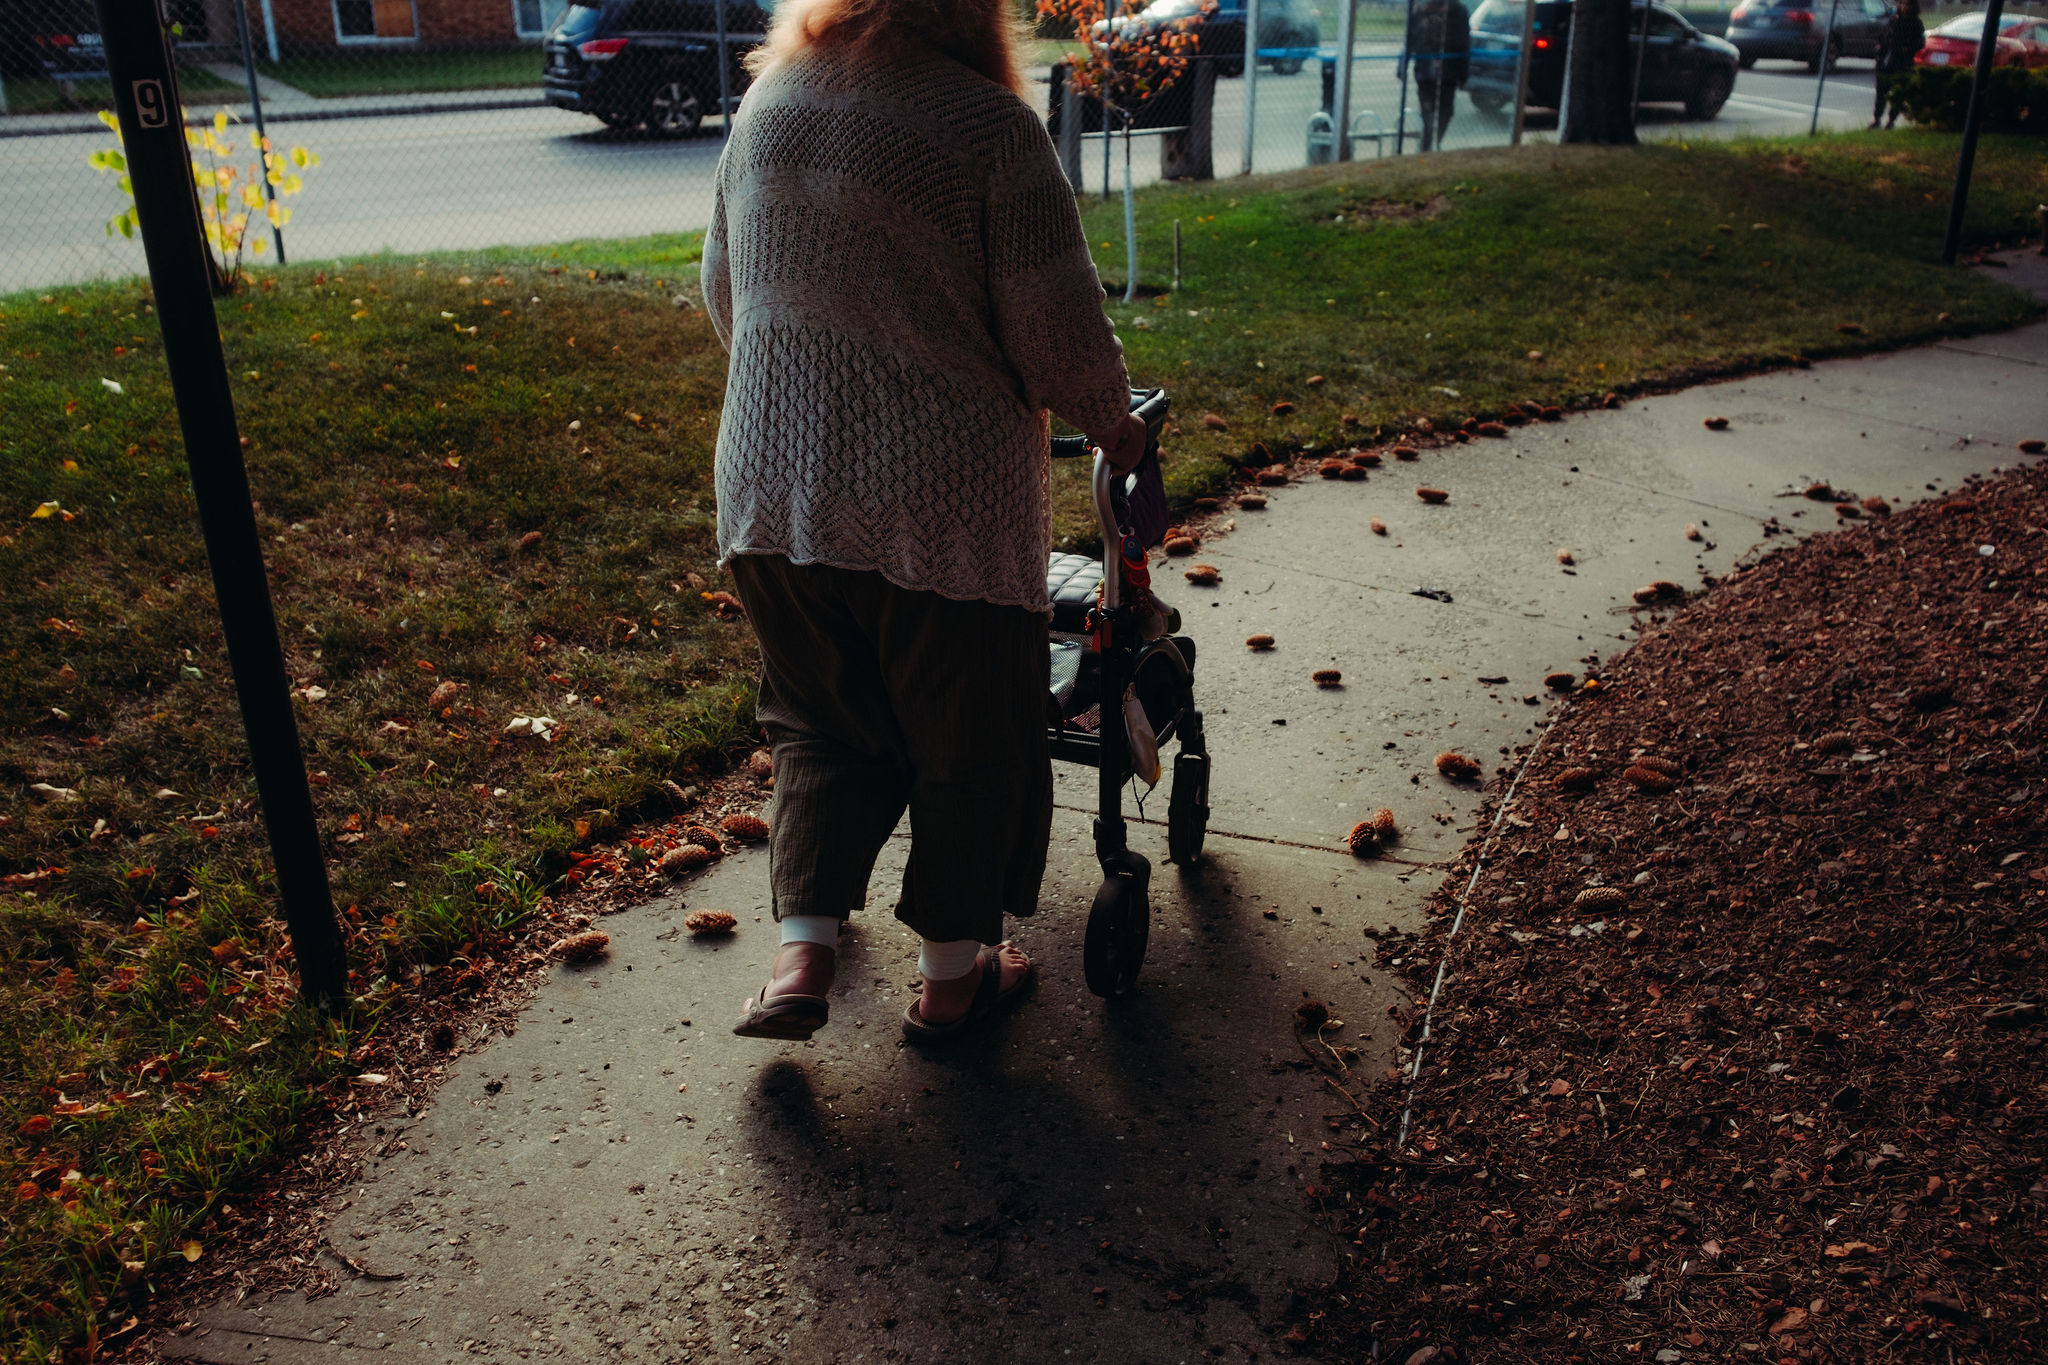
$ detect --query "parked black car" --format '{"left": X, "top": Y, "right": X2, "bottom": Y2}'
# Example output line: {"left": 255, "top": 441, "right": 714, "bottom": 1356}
{"left": 0, "top": 0, "right": 109, "bottom": 81}
{"left": 1466, "top": 0, "right": 1740, "bottom": 119}
{"left": 543, "top": 0, "right": 772, "bottom": 135}
{"left": 1727, "top": 0, "right": 1891, "bottom": 70}
{"left": 1093, "top": 0, "right": 1324, "bottom": 77}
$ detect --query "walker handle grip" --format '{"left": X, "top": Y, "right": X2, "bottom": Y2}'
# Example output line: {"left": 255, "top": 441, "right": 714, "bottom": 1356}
{"left": 1050, "top": 387, "right": 1168, "bottom": 459}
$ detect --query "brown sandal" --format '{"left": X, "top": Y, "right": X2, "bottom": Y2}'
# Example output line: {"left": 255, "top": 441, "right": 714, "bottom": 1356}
{"left": 732, "top": 986, "right": 829, "bottom": 1041}
{"left": 901, "top": 945, "right": 1033, "bottom": 1042}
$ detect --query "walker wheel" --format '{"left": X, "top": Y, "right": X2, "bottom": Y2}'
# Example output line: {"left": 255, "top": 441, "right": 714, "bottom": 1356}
{"left": 1084, "top": 873, "right": 1150, "bottom": 998}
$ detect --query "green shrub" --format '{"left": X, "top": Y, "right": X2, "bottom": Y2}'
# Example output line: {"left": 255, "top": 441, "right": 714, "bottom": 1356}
{"left": 1889, "top": 64, "right": 2048, "bottom": 133}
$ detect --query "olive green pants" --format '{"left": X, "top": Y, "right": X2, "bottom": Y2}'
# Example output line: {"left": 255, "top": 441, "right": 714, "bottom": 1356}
{"left": 729, "top": 554, "right": 1053, "bottom": 945}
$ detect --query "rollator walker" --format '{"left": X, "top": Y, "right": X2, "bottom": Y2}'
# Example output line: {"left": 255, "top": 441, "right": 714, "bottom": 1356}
{"left": 1044, "top": 388, "right": 1211, "bottom": 998}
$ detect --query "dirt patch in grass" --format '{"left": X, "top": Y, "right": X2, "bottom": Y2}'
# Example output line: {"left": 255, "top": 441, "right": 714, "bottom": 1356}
{"left": 0, "top": 260, "right": 752, "bottom": 1359}
{"left": 1345, "top": 193, "right": 1453, "bottom": 224}
{"left": 1292, "top": 462, "right": 2048, "bottom": 1363}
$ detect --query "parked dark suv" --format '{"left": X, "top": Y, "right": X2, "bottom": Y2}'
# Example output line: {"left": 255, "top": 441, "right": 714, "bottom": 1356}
{"left": 1466, "top": 0, "right": 1740, "bottom": 119}
{"left": 543, "top": 0, "right": 772, "bottom": 135}
{"left": 1727, "top": 0, "right": 1892, "bottom": 70}
{"left": 0, "top": 0, "right": 110, "bottom": 81}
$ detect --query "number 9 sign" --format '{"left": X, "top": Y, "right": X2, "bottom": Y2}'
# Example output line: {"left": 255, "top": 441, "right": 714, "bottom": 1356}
{"left": 132, "top": 78, "right": 168, "bottom": 129}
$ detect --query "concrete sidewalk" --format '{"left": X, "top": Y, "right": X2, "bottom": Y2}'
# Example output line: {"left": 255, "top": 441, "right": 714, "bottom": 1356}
{"left": 159, "top": 257, "right": 2046, "bottom": 1364}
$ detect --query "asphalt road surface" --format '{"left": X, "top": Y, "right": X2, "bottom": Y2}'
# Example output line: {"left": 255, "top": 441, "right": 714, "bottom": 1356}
{"left": 2, "top": 57, "right": 1882, "bottom": 292}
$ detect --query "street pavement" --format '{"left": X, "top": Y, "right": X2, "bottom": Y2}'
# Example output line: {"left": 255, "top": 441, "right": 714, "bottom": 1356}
{"left": 3, "top": 58, "right": 1883, "bottom": 294}
{"left": 154, "top": 254, "right": 2047, "bottom": 1364}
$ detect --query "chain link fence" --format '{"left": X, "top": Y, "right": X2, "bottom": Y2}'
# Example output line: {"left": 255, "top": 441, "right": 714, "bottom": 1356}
{"left": 0, "top": 0, "right": 2029, "bottom": 294}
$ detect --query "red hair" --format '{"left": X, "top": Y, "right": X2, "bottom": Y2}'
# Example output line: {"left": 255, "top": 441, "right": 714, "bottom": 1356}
{"left": 746, "top": 0, "right": 1028, "bottom": 96}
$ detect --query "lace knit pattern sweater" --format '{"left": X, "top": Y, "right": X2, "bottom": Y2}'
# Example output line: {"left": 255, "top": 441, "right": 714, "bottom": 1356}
{"left": 702, "top": 49, "right": 1130, "bottom": 612}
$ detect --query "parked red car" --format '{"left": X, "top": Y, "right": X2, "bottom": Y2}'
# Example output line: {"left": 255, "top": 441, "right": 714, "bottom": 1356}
{"left": 1915, "top": 10, "right": 2048, "bottom": 69}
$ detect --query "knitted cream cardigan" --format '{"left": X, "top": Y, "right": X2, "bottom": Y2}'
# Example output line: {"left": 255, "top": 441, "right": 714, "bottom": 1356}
{"left": 703, "top": 48, "right": 1130, "bottom": 612}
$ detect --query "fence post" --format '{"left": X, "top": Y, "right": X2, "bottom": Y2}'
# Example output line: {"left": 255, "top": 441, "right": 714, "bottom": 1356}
{"left": 1808, "top": 0, "right": 1842, "bottom": 135}
{"left": 1332, "top": 0, "right": 1357, "bottom": 160}
{"left": 1940, "top": 0, "right": 2006, "bottom": 264}
{"left": 1242, "top": 0, "right": 1260, "bottom": 174}
{"left": 1103, "top": 0, "right": 1121, "bottom": 200}
{"left": 715, "top": 0, "right": 731, "bottom": 134}
{"left": 259, "top": 0, "right": 280, "bottom": 64}
{"left": 1630, "top": 0, "right": 1652, "bottom": 123}
{"left": 1510, "top": 0, "right": 1536, "bottom": 144}
{"left": 1394, "top": 0, "right": 1417, "bottom": 154}
{"left": 93, "top": 0, "right": 350, "bottom": 1011}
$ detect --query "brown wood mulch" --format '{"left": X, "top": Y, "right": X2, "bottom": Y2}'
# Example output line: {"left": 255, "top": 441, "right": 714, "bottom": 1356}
{"left": 1296, "top": 462, "right": 2048, "bottom": 1364}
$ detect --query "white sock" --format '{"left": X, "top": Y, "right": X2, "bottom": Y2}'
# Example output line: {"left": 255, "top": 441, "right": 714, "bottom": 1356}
{"left": 918, "top": 938, "right": 984, "bottom": 981}
{"left": 779, "top": 915, "right": 840, "bottom": 949}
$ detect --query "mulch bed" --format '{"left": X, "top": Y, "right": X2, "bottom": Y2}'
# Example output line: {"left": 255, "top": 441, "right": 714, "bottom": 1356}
{"left": 1298, "top": 461, "right": 2048, "bottom": 1363}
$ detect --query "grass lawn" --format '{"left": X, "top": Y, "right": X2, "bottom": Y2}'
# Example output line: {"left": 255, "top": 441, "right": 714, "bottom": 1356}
{"left": 0, "top": 66, "right": 236, "bottom": 117}
{"left": 1056, "top": 130, "right": 2046, "bottom": 531}
{"left": 0, "top": 130, "right": 2042, "bottom": 1359}
{"left": 256, "top": 49, "right": 543, "bottom": 99}
{"left": 0, "top": 261, "right": 749, "bottom": 1359}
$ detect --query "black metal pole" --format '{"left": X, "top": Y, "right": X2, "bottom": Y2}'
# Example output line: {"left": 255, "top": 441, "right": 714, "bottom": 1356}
{"left": 230, "top": 0, "right": 285, "bottom": 263}
{"left": 94, "top": 0, "right": 348, "bottom": 1010}
{"left": 1940, "top": 0, "right": 2005, "bottom": 265}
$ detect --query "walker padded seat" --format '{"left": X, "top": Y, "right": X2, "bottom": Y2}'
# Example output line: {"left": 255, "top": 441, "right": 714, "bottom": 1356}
{"left": 1046, "top": 553, "right": 1102, "bottom": 635}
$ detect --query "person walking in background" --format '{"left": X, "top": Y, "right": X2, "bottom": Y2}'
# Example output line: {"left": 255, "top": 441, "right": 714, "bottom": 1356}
{"left": 1402, "top": 0, "right": 1472, "bottom": 152}
{"left": 1871, "top": 0, "right": 1925, "bottom": 129}
{"left": 702, "top": 0, "right": 1147, "bottom": 1044}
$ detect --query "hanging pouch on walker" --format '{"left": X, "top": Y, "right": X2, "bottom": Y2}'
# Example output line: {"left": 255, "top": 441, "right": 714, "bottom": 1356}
{"left": 1122, "top": 686, "right": 1162, "bottom": 787}
{"left": 1122, "top": 445, "right": 1169, "bottom": 550}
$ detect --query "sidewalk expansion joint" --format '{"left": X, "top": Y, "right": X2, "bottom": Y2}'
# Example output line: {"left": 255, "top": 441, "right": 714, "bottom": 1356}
{"left": 1776, "top": 391, "right": 2020, "bottom": 439}
{"left": 1933, "top": 341, "right": 2045, "bottom": 369}
{"left": 1205, "top": 551, "right": 1593, "bottom": 636}
{"left": 1050, "top": 801, "right": 1445, "bottom": 866}
{"left": 1514, "top": 449, "right": 1781, "bottom": 522}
